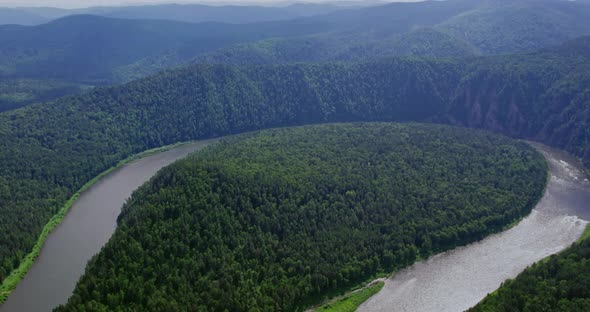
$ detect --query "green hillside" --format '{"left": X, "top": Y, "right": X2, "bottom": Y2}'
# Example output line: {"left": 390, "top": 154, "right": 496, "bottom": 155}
{"left": 438, "top": 0, "right": 590, "bottom": 54}
{"left": 0, "top": 79, "right": 90, "bottom": 112}
{"left": 194, "top": 28, "right": 479, "bottom": 66}
{"left": 0, "top": 15, "right": 330, "bottom": 84}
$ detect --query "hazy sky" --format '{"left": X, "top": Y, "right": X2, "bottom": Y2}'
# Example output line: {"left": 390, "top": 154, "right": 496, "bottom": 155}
{"left": 0, "top": 0, "right": 417, "bottom": 9}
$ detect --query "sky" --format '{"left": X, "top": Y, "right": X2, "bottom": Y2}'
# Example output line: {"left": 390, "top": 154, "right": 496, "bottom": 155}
{"left": 0, "top": 0, "right": 417, "bottom": 9}
{"left": 0, "top": 0, "right": 416, "bottom": 8}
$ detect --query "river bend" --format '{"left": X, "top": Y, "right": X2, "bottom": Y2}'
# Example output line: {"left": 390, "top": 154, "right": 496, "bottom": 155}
{"left": 1, "top": 141, "right": 588, "bottom": 312}
{"left": 358, "top": 143, "right": 590, "bottom": 312}
{"left": 0, "top": 141, "right": 216, "bottom": 312}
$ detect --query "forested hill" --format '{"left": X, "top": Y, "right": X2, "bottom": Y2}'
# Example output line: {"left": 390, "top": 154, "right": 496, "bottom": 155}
{"left": 3, "top": 0, "right": 590, "bottom": 112}
{"left": 56, "top": 123, "right": 548, "bottom": 311}
{"left": 194, "top": 0, "right": 590, "bottom": 65}
{"left": 0, "top": 15, "right": 331, "bottom": 84}
{"left": 0, "top": 13, "right": 332, "bottom": 111}
{"left": 1, "top": 38, "right": 590, "bottom": 298}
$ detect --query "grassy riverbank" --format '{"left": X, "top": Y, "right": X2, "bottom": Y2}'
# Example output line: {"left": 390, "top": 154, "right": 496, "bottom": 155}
{"left": 0, "top": 141, "right": 192, "bottom": 303}
{"left": 315, "top": 281, "right": 385, "bottom": 312}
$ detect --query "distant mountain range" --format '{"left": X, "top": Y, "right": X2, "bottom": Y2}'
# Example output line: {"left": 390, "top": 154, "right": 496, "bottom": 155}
{"left": 1, "top": 0, "right": 590, "bottom": 112}
{"left": 0, "top": 2, "right": 370, "bottom": 26}
{"left": 0, "top": 14, "right": 333, "bottom": 83}
{"left": 194, "top": 0, "right": 590, "bottom": 65}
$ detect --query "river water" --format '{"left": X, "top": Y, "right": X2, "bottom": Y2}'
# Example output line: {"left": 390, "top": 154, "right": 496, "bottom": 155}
{"left": 2, "top": 141, "right": 588, "bottom": 312}
{"left": 358, "top": 143, "right": 590, "bottom": 312}
{"left": 0, "top": 140, "right": 216, "bottom": 312}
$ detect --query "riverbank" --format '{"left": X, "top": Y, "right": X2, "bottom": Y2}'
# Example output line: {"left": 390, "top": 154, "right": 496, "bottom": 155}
{"left": 357, "top": 143, "right": 590, "bottom": 312}
{"left": 0, "top": 132, "right": 555, "bottom": 311}
{"left": 0, "top": 141, "right": 196, "bottom": 304}
{"left": 312, "top": 211, "right": 552, "bottom": 312}
{"left": 314, "top": 280, "right": 386, "bottom": 312}
{"left": 308, "top": 141, "right": 550, "bottom": 312}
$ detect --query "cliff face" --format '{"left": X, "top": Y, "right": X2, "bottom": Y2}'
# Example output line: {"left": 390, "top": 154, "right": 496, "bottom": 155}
{"left": 537, "top": 76, "right": 590, "bottom": 160}
{"left": 443, "top": 65, "right": 590, "bottom": 166}
{"left": 448, "top": 77, "right": 530, "bottom": 137}
{"left": 410, "top": 37, "right": 590, "bottom": 164}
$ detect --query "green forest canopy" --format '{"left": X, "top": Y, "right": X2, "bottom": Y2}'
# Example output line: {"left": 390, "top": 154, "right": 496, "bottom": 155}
{"left": 56, "top": 123, "right": 547, "bottom": 311}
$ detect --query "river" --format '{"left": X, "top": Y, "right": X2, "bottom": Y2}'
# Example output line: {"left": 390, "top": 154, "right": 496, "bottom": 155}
{"left": 358, "top": 143, "right": 590, "bottom": 312}
{"left": 1, "top": 141, "right": 588, "bottom": 312}
{"left": 0, "top": 140, "right": 216, "bottom": 312}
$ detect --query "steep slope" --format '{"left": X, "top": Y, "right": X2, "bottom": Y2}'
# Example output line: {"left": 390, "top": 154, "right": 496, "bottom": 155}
{"left": 444, "top": 37, "right": 590, "bottom": 156}
{"left": 55, "top": 123, "right": 547, "bottom": 311}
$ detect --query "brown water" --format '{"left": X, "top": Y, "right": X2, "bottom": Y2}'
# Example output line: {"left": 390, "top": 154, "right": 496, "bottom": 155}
{"left": 0, "top": 140, "right": 216, "bottom": 312}
{"left": 358, "top": 143, "right": 590, "bottom": 312}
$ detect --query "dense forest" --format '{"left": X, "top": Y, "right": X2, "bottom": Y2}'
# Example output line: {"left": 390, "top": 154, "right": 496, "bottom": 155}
{"left": 193, "top": 28, "right": 479, "bottom": 66}
{"left": 1, "top": 37, "right": 590, "bottom": 291}
{"left": 471, "top": 229, "right": 590, "bottom": 312}
{"left": 55, "top": 123, "right": 547, "bottom": 311}
{"left": 0, "top": 79, "right": 90, "bottom": 112}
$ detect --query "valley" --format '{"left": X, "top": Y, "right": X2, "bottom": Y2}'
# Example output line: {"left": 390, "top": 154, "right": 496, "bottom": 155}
{"left": 1, "top": 0, "right": 590, "bottom": 311}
